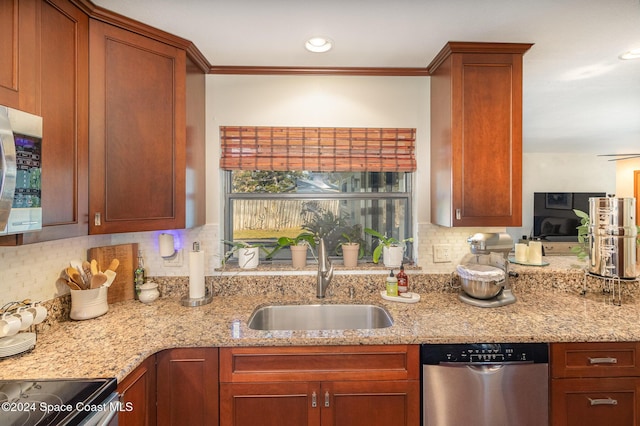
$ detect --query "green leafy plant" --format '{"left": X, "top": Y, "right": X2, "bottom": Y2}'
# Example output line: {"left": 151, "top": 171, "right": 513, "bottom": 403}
{"left": 336, "top": 226, "right": 366, "bottom": 259}
{"left": 266, "top": 232, "right": 316, "bottom": 259}
{"left": 571, "top": 209, "right": 590, "bottom": 261}
{"left": 364, "top": 228, "right": 413, "bottom": 264}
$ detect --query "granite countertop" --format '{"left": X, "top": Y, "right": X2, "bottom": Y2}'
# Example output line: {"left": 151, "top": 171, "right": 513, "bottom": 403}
{"left": 2, "top": 268, "right": 640, "bottom": 383}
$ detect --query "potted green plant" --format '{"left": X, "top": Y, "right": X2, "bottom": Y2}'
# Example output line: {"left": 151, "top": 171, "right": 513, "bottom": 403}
{"left": 223, "top": 240, "right": 270, "bottom": 269}
{"left": 364, "top": 228, "right": 413, "bottom": 268}
{"left": 266, "top": 232, "right": 316, "bottom": 268}
{"left": 571, "top": 209, "right": 590, "bottom": 261}
{"left": 336, "top": 225, "right": 366, "bottom": 268}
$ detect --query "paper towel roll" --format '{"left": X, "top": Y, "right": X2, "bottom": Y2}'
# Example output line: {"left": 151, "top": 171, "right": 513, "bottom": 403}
{"left": 189, "top": 249, "right": 205, "bottom": 299}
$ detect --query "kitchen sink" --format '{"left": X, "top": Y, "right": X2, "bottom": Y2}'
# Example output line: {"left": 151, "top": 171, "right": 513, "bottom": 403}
{"left": 247, "top": 303, "right": 393, "bottom": 331}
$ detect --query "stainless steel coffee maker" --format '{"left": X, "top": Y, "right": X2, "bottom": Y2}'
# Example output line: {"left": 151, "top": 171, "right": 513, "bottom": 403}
{"left": 457, "top": 232, "right": 517, "bottom": 307}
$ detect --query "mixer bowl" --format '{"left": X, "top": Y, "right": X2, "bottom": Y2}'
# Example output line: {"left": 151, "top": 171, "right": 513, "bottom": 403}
{"left": 456, "top": 263, "right": 506, "bottom": 300}
{"left": 460, "top": 277, "right": 505, "bottom": 299}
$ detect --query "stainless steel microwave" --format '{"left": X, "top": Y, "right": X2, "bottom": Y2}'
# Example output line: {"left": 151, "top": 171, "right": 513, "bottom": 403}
{"left": 0, "top": 105, "right": 43, "bottom": 235}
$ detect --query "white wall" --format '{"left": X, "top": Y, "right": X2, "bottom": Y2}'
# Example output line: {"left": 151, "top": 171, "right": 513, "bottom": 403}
{"left": 507, "top": 153, "right": 617, "bottom": 242}
{"left": 0, "top": 75, "right": 627, "bottom": 306}
{"left": 206, "top": 75, "right": 432, "bottom": 225}
{"left": 615, "top": 158, "right": 640, "bottom": 198}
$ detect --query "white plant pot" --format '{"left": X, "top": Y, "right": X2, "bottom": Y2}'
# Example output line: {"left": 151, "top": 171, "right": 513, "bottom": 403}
{"left": 238, "top": 247, "right": 259, "bottom": 269}
{"left": 291, "top": 245, "right": 308, "bottom": 269}
{"left": 342, "top": 243, "right": 360, "bottom": 268}
{"left": 383, "top": 245, "right": 404, "bottom": 269}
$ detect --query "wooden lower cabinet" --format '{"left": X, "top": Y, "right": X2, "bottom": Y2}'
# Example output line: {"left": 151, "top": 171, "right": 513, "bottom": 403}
{"left": 551, "top": 377, "right": 640, "bottom": 426}
{"left": 551, "top": 342, "right": 640, "bottom": 426}
{"left": 219, "top": 345, "right": 420, "bottom": 426}
{"left": 156, "top": 347, "right": 219, "bottom": 426}
{"left": 118, "top": 355, "right": 157, "bottom": 426}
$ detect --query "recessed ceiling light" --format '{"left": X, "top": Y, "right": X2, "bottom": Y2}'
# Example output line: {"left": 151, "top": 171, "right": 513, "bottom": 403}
{"left": 619, "top": 48, "right": 640, "bottom": 60}
{"left": 305, "top": 37, "right": 333, "bottom": 53}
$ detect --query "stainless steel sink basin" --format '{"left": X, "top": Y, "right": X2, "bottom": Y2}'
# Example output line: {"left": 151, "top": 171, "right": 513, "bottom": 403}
{"left": 247, "top": 304, "right": 393, "bottom": 331}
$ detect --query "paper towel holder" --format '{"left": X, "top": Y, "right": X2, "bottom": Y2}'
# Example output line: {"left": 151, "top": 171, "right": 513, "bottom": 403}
{"left": 159, "top": 233, "right": 176, "bottom": 258}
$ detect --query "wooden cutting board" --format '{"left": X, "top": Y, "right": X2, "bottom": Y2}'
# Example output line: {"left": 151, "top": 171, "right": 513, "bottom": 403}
{"left": 87, "top": 243, "right": 138, "bottom": 304}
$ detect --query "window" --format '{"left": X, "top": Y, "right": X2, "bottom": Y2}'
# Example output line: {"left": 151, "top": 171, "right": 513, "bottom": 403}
{"left": 221, "top": 126, "right": 415, "bottom": 261}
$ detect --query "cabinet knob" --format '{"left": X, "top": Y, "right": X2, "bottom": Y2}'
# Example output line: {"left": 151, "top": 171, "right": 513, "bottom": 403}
{"left": 94, "top": 212, "right": 101, "bottom": 226}
{"left": 311, "top": 391, "right": 317, "bottom": 408}
{"left": 455, "top": 209, "right": 461, "bottom": 220}
{"left": 324, "top": 391, "right": 330, "bottom": 407}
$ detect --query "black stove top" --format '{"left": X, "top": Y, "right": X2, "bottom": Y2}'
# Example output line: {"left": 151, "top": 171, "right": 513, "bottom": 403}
{"left": 0, "top": 378, "right": 116, "bottom": 426}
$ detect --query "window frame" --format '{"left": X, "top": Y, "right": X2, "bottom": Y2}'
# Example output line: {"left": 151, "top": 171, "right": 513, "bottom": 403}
{"left": 223, "top": 171, "right": 413, "bottom": 261}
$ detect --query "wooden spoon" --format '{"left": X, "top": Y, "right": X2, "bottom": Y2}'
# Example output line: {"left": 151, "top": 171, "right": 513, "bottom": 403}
{"left": 65, "top": 280, "right": 81, "bottom": 290}
{"left": 90, "top": 259, "right": 99, "bottom": 275}
{"left": 107, "top": 259, "right": 120, "bottom": 272}
{"left": 90, "top": 272, "right": 108, "bottom": 289}
{"left": 65, "top": 267, "right": 85, "bottom": 289}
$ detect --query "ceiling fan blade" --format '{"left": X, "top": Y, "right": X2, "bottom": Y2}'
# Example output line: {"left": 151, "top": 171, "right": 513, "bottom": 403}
{"left": 599, "top": 154, "right": 640, "bottom": 161}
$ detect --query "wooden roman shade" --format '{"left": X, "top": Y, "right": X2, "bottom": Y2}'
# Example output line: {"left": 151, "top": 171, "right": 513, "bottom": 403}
{"left": 219, "top": 126, "right": 416, "bottom": 172}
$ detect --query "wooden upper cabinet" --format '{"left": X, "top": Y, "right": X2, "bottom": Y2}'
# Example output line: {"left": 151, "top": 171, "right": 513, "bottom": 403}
{"left": 89, "top": 19, "right": 187, "bottom": 234}
{"left": 429, "top": 42, "right": 532, "bottom": 227}
{"left": 0, "top": 0, "right": 89, "bottom": 246}
{"left": 0, "top": 0, "right": 39, "bottom": 113}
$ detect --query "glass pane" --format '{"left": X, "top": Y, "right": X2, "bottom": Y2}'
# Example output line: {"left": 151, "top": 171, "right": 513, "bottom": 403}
{"left": 230, "top": 198, "right": 411, "bottom": 259}
{"left": 231, "top": 171, "right": 408, "bottom": 194}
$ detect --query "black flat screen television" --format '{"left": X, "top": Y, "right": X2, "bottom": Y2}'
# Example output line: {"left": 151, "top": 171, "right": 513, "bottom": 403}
{"left": 533, "top": 192, "right": 606, "bottom": 241}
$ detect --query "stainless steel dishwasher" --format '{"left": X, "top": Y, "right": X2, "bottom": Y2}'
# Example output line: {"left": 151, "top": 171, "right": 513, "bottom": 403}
{"left": 421, "top": 343, "right": 549, "bottom": 426}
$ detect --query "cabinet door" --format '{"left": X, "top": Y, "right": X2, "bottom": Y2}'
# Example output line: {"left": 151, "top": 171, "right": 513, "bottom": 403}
{"left": 0, "top": 0, "right": 38, "bottom": 112}
{"left": 430, "top": 42, "right": 531, "bottom": 227}
{"left": 157, "top": 348, "right": 218, "bottom": 426}
{"left": 551, "top": 377, "right": 640, "bottom": 426}
{"left": 220, "top": 382, "right": 319, "bottom": 426}
{"left": 118, "top": 355, "right": 157, "bottom": 426}
{"left": 33, "top": 0, "right": 88, "bottom": 242}
{"left": 324, "top": 380, "right": 420, "bottom": 426}
{"left": 89, "top": 19, "right": 186, "bottom": 234}
{"left": 0, "top": 0, "right": 89, "bottom": 246}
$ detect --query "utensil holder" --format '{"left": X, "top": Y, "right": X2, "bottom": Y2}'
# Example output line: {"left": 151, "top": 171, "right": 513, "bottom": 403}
{"left": 70, "top": 287, "right": 108, "bottom": 320}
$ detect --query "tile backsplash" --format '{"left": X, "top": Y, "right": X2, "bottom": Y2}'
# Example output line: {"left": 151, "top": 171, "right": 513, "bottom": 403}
{"left": 0, "top": 222, "right": 500, "bottom": 306}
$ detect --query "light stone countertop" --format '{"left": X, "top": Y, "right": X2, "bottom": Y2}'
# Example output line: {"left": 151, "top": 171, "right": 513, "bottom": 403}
{"left": 2, "top": 272, "right": 640, "bottom": 383}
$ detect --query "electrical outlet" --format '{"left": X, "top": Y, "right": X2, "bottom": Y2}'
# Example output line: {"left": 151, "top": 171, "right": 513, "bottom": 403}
{"left": 433, "top": 244, "right": 452, "bottom": 263}
{"left": 163, "top": 249, "right": 183, "bottom": 267}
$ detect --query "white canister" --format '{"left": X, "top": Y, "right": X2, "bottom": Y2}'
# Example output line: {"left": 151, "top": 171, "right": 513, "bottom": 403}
{"left": 383, "top": 245, "right": 405, "bottom": 269}
{"left": 70, "top": 287, "right": 108, "bottom": 320}
{"left": 138, "top": 282, "right": 160, "bottom": 304}
{"left": 528, "top": 241, "right": 543, "bottom": 264}
{"left": 514, "top": 243, "right": 529, "bottom": 263}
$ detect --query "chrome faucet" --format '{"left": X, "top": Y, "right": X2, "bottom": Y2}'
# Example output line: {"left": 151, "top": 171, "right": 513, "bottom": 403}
{"left": 317, "top": 238, "right": 334, "bottom": 298}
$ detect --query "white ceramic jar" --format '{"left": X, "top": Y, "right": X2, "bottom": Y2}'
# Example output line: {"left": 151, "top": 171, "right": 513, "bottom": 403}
{"left": 138, "top": 282, "right": 160, "bottom": 304}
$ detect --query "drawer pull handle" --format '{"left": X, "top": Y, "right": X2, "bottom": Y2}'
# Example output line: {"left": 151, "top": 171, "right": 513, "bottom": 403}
{"left": 325, "top": 391, "right": 330, "bottom": 407}
{"left": 589, "top": 397, "right": 618, "bottom": 406}
{"left": 312, "top": 391, "right": 317, "bottom": 408}
{"left": 455, "top": 209, "right": 461, "bottom": 220}
{"left": 588, "top": 357, "right": 618, "bottom": 364}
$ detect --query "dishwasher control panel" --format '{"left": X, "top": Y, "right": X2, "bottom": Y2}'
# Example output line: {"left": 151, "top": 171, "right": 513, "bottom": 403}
{"left": 421, "top": 343, "right": 549, "bottom": 365}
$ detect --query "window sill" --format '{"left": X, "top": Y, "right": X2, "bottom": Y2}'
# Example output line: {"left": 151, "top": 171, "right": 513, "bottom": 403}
{"left": 215, "top": 261, "right": 419, "bottom": 275}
